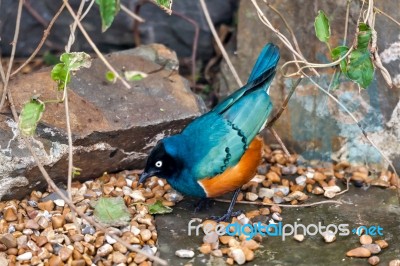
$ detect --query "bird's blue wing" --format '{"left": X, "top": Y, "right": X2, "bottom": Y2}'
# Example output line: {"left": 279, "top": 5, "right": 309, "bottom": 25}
{"left": 181, "top": 43, "right": 279, "bottom": 179}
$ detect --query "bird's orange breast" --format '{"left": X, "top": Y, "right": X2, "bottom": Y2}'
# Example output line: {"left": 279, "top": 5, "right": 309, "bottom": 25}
{"left": 199, "top": 136, "right": 263, "bottom": 198}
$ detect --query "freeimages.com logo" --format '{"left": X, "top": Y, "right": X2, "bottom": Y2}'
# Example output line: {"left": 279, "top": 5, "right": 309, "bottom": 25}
{"left": 188, "top": 220, "right": 384, "bottom": 241}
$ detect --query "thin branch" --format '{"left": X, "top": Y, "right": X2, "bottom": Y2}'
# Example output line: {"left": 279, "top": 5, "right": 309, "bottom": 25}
{"left": 63, "top": 0, "right": 131, "bottom": 89}
{"left": 267, "top": 77, "right": 302, "bottom": 128}
{"left": 0, "top": 0, "right": 23, "bottom": 111}
{"left": 199, "top": 0, "right": 243, "bottom": 87}
{"left": 11, "top": 3, "right": 66, "bottom": 77}
{"left": 121, "top": 4, "right": 145, "bottom": 23}
{"left": 214, "top": 198, "right": 342, "bottom": 208}
{"left": 63, "top": 0, "right": 87, "bottom": 231}
{"left": 343, "top": 0, "right": 351, "bottom": 45}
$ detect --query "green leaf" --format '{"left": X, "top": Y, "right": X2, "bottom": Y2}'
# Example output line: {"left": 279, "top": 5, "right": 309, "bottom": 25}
{"left": 124, "top": 70, "right": 148, "bottom": 81}
{"left": 95, "top": 0, "right": 120, "bottom": 32}
{"left": 105, "top": 71, "right": 117, "bottom": 83}
{"left": 346, "top": 49, "right": 374, "bottom": 88}
{"left": 331, "top": 46, "right": 350, "bottom": 74}
{"left": 18, "top": 99, "right": 45, "bottom": 137}
{"left": 357, "top": 22, "right": 372, "bottom": 50}
{"left": 93, "top": 197, "right": 132, "bottom": 226}
{"left": 51, "top": 52, "right": 91, "bottom": 90}
{"left": 314, "top": 10, "right": 330, "bottom": 43}
{"left": 60, "top": 52, "right": 91, "bottom": 71}
{"left": 155, "top": 0, "right": 172, "bottom": 12}
{"left": 148, "top": 200, "right": 173, "bottom": 215}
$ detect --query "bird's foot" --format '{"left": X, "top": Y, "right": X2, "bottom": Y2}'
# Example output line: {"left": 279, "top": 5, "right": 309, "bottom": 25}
{"left": 210, "top": 209, "right": 243, "bottom": 222}
{"left": 194, "top": 198, "right": 213, "bottom": 213}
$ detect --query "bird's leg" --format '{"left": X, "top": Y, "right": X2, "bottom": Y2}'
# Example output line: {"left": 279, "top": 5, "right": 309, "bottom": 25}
{"left": 210, "top": 188, "right": 242, "bottom": 222}
{"left": 194, "top": 198, "right": 213, "bottom": 213}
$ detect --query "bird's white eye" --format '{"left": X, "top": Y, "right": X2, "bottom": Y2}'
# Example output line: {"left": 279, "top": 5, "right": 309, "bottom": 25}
{"left": 155, "top": 161, "right": 163, "bottom": 168}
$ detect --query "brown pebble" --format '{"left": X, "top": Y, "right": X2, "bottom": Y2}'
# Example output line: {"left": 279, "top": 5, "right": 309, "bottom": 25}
{"left": 266, "top": 171, "right": 280, "bottom": 183}
{"left": 71, "top": 260, "right": 86, "bottom": 266}
{"left": 51, "top": 215, "right": 65, "bottom": 229}
{"left": 25, "top": 219, "right": 40, "bottom": 230}
{"left": 0, "top": 233, "right": 17, "bottom": 248}
{"left": 112, "top": 251, "right": 127, "bottom": 264}
{"left": 346, "top": 247, "right": 371, "bottom": 258}
{"left": 35, "top": 236, "right": 48, "bottom": 247}
{"left": 48, "top": 255, "right": 64, "bottom": 266}
{"left": 259, "top": 208, "right": 270, "bottom": 216}
{"left": 389, "top": 259, "right": 400, "bottom": 266}
{"left": 115, "top": 175, "right": 127, "bottom": 187}
{"left": 241, "top": 239, "right": 259, "bottom": 250}
{"left": 368, "top": 256, "right": 380, "bottom": 265}
{"left": 226, "top": 257, "right": 234, "bottom": 265}
{"left": 313, "top": 172, "right": 326, "bottom": 181}
{"left": 360, "top": 235, "right": 373, "bottom": 245}
{"left": 6, "top": 247, "right": 18, "bottom": 255}
{"left": 242, "top": 247, "right": 254, "bottom": 261}
{"left": 134, "top": 253, "right": 148, "bottom": 264}
{"left": 4, "top": 207, "right": 18, "bottom": 222}
{"left": 59, "top": 246, "right": 73, "bottom": 261}
{"left": 211, "top": 249, "right": 223, "bottom": 257}
{"left": 199, "top": 243, "right": 212, "bottom": 254}
{"left": 375, "top": 239, "right": 388, "bottom": 249}
{"left": 270, "top": 205, "right": 281, "bottom": 214}
{"left": 219, "top": 236, "right": 233, "bottom": 245}
{"left": 37, "top": 201, "right": 54, "bottom": 212}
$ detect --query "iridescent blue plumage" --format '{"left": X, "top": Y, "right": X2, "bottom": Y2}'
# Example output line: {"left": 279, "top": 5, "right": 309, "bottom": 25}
{"left": 157, "top": 43, "right": 280, "bottom": 197}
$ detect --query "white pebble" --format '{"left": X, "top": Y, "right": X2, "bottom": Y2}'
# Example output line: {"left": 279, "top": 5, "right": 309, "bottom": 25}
{"left": 175, "top": 249, "right": 195, "bottom": 258}
{"left": 293, "top": 234, "right": 305, "bottom": 242}
{"left": 295, "top": 175, "right": 307, "bottom": 186}
{"left": 54, "top": 199, "right": 65, "bottom": 207}
{"left": 17, "top": 252, "right": 32, "bottom": 261}
{"left": 230, "top": 248, "right": 246, "bottom": 265}
{"left": 322, "top": 230, "right": 336, "bottom": 243}
{"left": 105, "top": 234, "right": 117, "bottom": 244}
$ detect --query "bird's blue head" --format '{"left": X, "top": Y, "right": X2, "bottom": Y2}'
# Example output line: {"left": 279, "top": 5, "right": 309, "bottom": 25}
{"left": 139, "top": 137, "right": 182, "bottom": 184}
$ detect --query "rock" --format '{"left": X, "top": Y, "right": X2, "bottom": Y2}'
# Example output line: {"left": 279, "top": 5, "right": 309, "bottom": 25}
{"left": 175, "top": 249, "right": 194, "bottom": 258}
{"left": 346, "top": 247, "right": 371, "bottom": 258}
{"left": 112, "top": 251, "right": 127, "bottom": 264}
{"left": 17, "top": 252, "right": 32, "bottom": 261}
{"left": 1, "top": 44, "right": 205, "bottom": 200}
{"left": 220, "top": 0, "right": 400, "bottom": 174}
{"left": 0, "top": 233, "right": 17, "bottom": 248}
{"left": 229, "top": 248, "right": 246, "bottom": 265}
{"left": 368, "top": 256, "right": 380, "bottom": 265}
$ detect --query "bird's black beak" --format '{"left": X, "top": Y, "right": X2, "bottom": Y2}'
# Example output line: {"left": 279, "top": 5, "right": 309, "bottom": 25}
{"left": 139, "top": 171, "right": 153, "bottom": 184}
